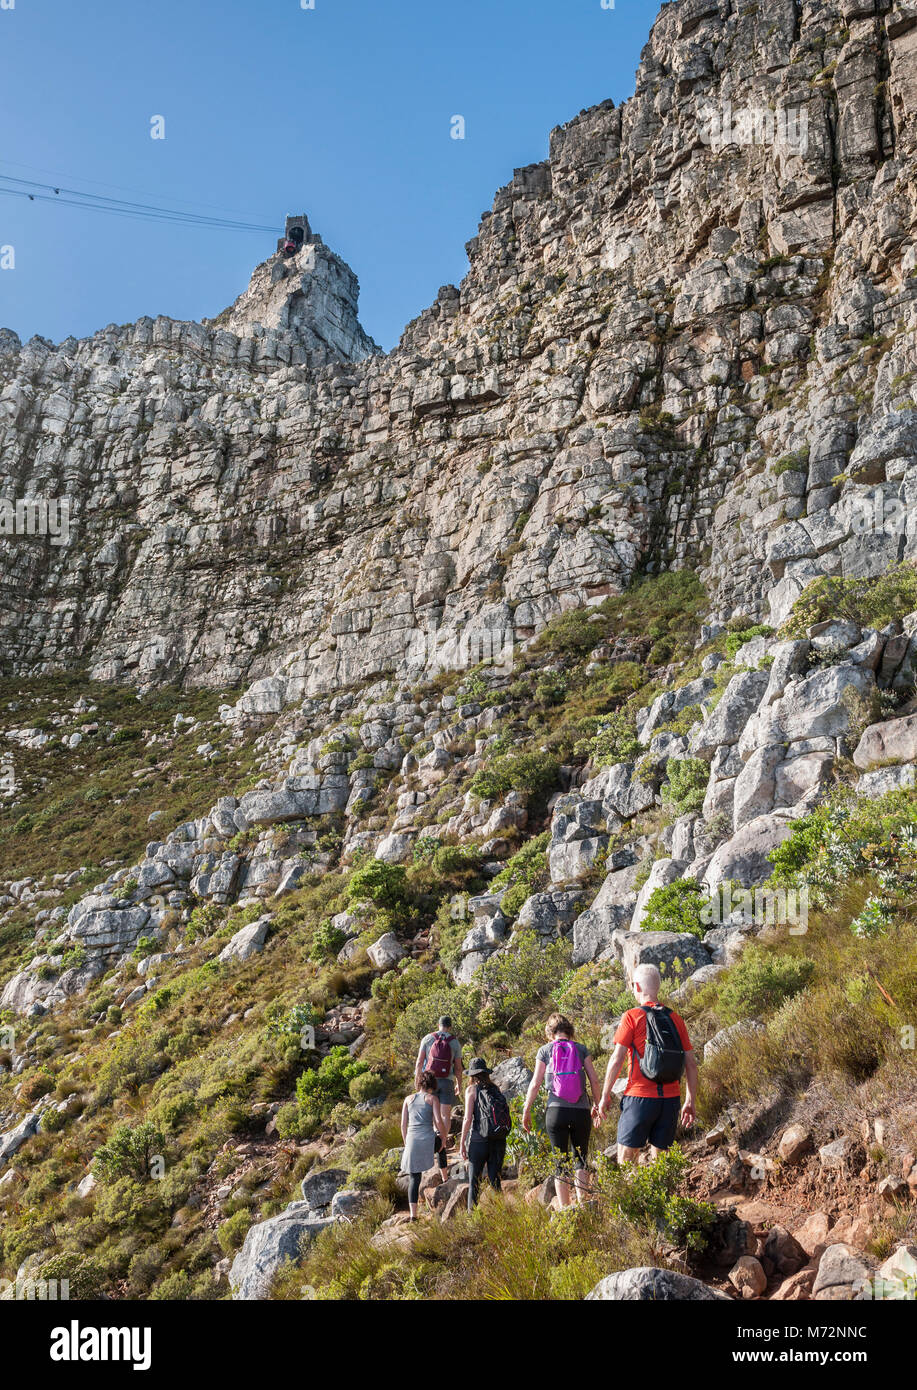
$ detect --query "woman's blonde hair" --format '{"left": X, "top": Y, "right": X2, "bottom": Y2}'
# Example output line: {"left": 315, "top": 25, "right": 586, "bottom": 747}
{"left": 545, "top": 1012, "right": 574, "bottom": 1040}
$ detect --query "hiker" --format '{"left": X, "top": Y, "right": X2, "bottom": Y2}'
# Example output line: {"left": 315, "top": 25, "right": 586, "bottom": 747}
{"left": 415, "top": 1015, "right": 463, "bottom": 1176}
{"left": 522, "top": 1013, "right": 601, "bottom": 1207}
{"left": 460, "top": 1058, "right": 512, "bottom": 1211}
{"left": 598, "top": 963, "right": 697, "bottom": 1163}
{"left": 400, "top": 1071, "right": 449, "bottom": 1221}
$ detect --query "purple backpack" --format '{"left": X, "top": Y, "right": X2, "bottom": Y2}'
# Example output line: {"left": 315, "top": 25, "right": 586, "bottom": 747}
{"left": 551, "top": 1040, "right": 583, "bottom": 1104}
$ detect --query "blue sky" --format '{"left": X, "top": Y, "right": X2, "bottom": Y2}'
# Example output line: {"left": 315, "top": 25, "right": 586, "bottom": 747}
{"left": 0, "top": 0, "right": 653, "bottom": 351}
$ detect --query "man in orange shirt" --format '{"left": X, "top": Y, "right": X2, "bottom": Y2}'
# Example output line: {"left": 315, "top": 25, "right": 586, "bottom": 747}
{"left": 598, "top": 963, "right": 698, "bottom": 1162}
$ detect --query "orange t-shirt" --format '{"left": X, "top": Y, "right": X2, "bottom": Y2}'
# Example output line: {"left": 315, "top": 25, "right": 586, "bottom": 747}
{"left": 614, "top": 1006, "right": 693, "bottom": 1099}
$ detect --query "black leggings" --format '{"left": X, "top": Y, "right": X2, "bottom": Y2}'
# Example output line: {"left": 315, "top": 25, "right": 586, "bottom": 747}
{"left": 467, "top": 1133, "right": 506, "bottom": 1210}
{"left": 408, "top": 1137, "right": 448, "bottom": 1206}
{"left": 545, "top": 1105, "right": 592, "bottom": 1177}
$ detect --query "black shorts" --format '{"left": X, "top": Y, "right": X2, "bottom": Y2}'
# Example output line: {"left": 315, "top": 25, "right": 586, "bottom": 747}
{"left": 545, "top": 1105, "right": 592, "bottom": 1171}
{"left": 617, "top": 1095, "right": 680, "bottom": 1151}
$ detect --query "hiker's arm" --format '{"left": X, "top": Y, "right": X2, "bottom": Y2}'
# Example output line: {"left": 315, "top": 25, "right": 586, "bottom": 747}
{"left": 460, "top": 1086, "right": 475, "bottom": 1157}
{"left": 584, "top": 1057, "right": 602, "bottom": 1113}
{"left": 433, "top": 1098, "right": 448, "bottom": 1148}
{"left": 522, "top": 1061, "right": 545, "bottom": 1132}
{"left": 401, "top": 1097, "right": 409, "bottom": 1144}
{"left": 453, "top": 1053, "right": 464, "bottom": 1090}
{"left": 600, "top": 1044, "right": 628, "bottom": 1115}
{"left": 681, "top": 1051, "right": 698, "bottom": 1127}
{"left": 414, "top": 1044, "right": 425, "bottom": 1089}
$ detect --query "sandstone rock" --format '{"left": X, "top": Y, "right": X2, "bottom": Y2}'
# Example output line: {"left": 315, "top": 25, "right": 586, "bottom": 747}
{"left": 812, "top": 1243, "right": 872, "bottom": 1301}
{"left": 366, "top": 933, "right": 405, "bottom": 971}
{"left": 853, "top": 714, "right": 917, "bottom": 770}
{"left": 818, "top": 1136, "right": 857, "bottom": 1171}
{"left": 790, "top": 1214, "right": 831, "bottom": 1263}
{"left": 586, "top": 1267, "right": 731, "bottom": 1301}
{"left": 778, "top": 1124, "right": 812, "bottom": 1164}
{"left": 729, "top": 1255, "right": 767, "bottom": 1298}
{"left": 491, "top": 1056, "right": 533, "bottom": 1100}
{"left": 299, "top": 1168, "right": 348, "bottom": 1213}
{"left": 620, "top": 931, "right": 711, "bottom": 987}
{"left": 704, "top": 1020, "right": 765, "bottom": 1061}
{"left": 218, "top": 916, "right": 271, "bottom": 964}
{"left": 762, "top": 1225, "right": 807, "bottom": 1278}
{"left": 230, "top": 1206, "right": 333, "bottom": 1299}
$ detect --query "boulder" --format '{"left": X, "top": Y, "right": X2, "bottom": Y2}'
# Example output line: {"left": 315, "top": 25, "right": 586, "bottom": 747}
{"left": 366, "top": 933, "right": 405, "bottom": 971}
{"left": 299, "top": 1168, "right": 348, "bottom": 1213}
{"left": 853, "top": 714, "right": 917, "bottom": 770}
{"left": 586, "top": 1267, "right": 731, "bottom": 1301}
{"left": 582, "top": 761, "right": 657, "bottom": 821}
{"left": 775, "top": 663, "right": 874, "bottom": 743}
{"left": 491, "top": 1057, "right": 533, "bottom": 1100}
{"left": 229, "top": 1205, "right": 334, "bottom": 1299}
{"left": 704, "top": 1020, "right": 765, "bottom": 1061}
{"left": 729, "top": 1255, "right": 767, "bottom": 1298}
{"left": 517, "top": 890, "right": 585, "bottom": 939}
{"left": 620, "top": 931, "right": 711, "bottom": 986}
{"left": 0, "top": 1111, "right": 40, "bottom": 1170}
{"left": 218, "top": 916, "right": 271, "bottom": 964}
{"left": 794, "top": 1211, "right": 832, "bottom": 1259}
{"left": 690, "top": 669, "right": 770, "bottom": 758}
{"left": 571, "top": 862, "right": 641, "bottom": 965}
{"left": 818, "top": 1136, "right": 857, "bottom": 1171}
{"left": 812, "top": 1243, "right": 872, "bottom": 1301}
{"left": 762, "top": 1225, "right": 807, "bottom": 1277}
{"left": 702, "top": 813, "right": 794, "bottom": 889}
{"left": 778, "top": 1124, "right": 812, "bottom": 1164}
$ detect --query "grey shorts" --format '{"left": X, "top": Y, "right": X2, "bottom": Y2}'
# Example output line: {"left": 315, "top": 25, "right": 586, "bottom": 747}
{"left": 435, "top": 1077, "right": 456, "bottom": 1107}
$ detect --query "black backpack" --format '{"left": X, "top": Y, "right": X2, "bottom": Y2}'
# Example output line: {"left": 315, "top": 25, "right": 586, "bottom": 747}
{"left": 475, "top": 1082, "right": 512, "bottom": 1138}
{"left": 638, "top": 1006, "right": 686, "bottom": 1086}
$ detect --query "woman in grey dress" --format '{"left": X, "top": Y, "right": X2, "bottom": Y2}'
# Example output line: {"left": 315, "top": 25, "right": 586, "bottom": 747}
{"left": 400, "top": 1071, "right": 449, "bottom": 1220}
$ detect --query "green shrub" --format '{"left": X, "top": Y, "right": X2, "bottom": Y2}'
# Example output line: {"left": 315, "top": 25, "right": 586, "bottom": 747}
{"left": 477, "top": 930, "right": 572, "bottom": 1030}
{"left": 347, "top": 860, "right": 409, "bottom": 914}
{"left": 310, "top": 920, "right": 346, "bottom": 961}
{"left": 93, "top": 1121, "right": 166, "bottom": 1184}
{"left": 296, "top": 1046, "right": 370, "bottom": 1119}
{"left": 716, "top": 946, "right": 815, "bottom": 1024}
{"left": 586, "top": 710, "right": 644, "bottom": 767}
{"left": 661, "top": 758, "right": 709, "bottom": 816}
{"left": 469, "top": 752, "right": 560, "bottom": 802}
{"left": 640, "top": 879, "right": 709, "bottom": 939}
{"left": 782, "top": 564, "right": 917, "bottom": 639}
{"left": 724, "top": 624, "right": 773, "bottom": 658}
{"left": 217, "top": 1209, "right": 251, "bottom": 1254}
{"left": 532, "top": 609, "right": 604, "bottom": 658}
{"left": 595, "top": 1146, "right": 715, "bottom": 1254}
{"left": 349, "top": 1071, "right": 386, "bottom": 1104}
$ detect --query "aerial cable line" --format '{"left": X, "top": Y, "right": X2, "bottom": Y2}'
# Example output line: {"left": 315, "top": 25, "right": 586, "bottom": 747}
{"left": 0, "top": 177, "right": 277, "bottom": 233}
{"left": 0, "top": 157, "right": 266, "bottom": 222}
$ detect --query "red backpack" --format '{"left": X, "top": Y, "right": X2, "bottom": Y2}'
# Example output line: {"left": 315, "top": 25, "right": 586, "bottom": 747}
{"left": 427, "top": 1032, "right": 454, "bottom": 1078}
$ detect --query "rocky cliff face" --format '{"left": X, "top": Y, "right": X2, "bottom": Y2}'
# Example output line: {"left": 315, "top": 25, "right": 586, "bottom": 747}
{"left": 3, "top": 0, "right": 917, "bottom": 708}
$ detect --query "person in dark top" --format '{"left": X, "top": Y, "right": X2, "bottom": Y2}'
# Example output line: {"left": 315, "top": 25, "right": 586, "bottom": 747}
{"left": 460, "top": 1057, "right": 508, "bottom": 1211}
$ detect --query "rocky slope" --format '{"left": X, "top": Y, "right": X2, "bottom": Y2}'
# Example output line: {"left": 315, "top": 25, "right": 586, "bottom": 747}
{"left": 1, "top": 0, "right": 917, "bottom": 1305}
